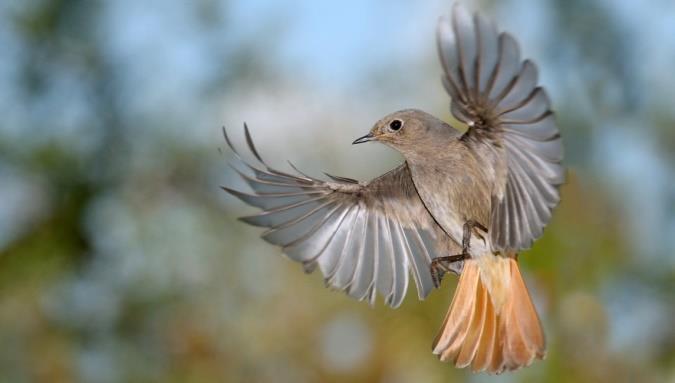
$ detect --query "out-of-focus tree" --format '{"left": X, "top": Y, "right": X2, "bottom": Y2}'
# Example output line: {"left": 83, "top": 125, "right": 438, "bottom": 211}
{"left": 0, "top": 1, "right": 673, "bottom": 382}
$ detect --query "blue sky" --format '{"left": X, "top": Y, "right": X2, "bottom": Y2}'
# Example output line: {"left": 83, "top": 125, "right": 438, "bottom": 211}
{"left": 229, "top": 0, "right": 455, "bottom": 87}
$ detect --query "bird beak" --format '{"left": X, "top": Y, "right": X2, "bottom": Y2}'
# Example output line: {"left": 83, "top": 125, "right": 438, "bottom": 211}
{"left": 352, "top": 132, "right": 375, "bottom": 145}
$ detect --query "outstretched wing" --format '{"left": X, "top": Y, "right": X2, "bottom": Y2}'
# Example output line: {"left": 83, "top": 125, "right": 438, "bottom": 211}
{"left": 222, "top": 126, "right": 462, "bottom": 308}
{"left": 437, "top": 4, "right": 564, "bottom": 251}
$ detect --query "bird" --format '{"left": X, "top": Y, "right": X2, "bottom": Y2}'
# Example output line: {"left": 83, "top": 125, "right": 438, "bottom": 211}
{"left": 221, "top": 3, "right": 564, "bottom": 374}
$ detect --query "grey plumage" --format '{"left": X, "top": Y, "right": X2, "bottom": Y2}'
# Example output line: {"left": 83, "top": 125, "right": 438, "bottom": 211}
{"left": 223, "top": 126, "right": 462, "bottom": 307}
{"left": 223, "top": 3, "right": 563, "bottom": 307}
{"left": 434, "top": 5, "right": 564, "bottom": 252}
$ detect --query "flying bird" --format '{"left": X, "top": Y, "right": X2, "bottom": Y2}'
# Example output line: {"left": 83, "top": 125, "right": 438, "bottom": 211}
{"left": 222, "top": 3, "right": 563, "bottom": 374}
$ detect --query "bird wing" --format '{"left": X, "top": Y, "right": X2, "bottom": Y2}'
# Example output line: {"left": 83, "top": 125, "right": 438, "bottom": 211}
{"left": 222, "top": 126, "right": 462, "bottom": 308}
{"left": 436, "top": 4, "right": 564, "bottom": 251}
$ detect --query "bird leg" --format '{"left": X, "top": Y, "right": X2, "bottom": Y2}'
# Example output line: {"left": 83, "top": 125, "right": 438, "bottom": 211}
{"left": 462, "top": 219, "right": 488, "bottom": 252}
{"left": 430, "top": 220, "right": 488, "bottom": 287}
{"left": 431, "top": 253, "right": 467, "bottom": 288}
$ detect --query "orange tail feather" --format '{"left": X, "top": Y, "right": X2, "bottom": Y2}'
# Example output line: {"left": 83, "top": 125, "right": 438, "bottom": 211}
{"left": 432, "top": 257, "right": 545, "bottom": 374}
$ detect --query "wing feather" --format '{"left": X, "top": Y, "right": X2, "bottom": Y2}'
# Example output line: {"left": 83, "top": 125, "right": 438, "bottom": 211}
{"left": 437, "top": 5, "right": 564, "bottom": 251}
{"left": 223, "top": 126, "right": 461, "bottom": 306}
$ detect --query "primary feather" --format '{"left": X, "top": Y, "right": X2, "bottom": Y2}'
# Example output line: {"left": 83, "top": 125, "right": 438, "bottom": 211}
{"left": 437, "top": 3, "right": 565, "bottom": 251}
{"left": 222, "top": 126, "right": 462, "bottom": 307}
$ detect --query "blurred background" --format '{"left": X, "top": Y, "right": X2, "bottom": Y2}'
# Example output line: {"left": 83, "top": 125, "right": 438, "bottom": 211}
{"left": 1, "top": 0, "right": 674, "bottom": 382}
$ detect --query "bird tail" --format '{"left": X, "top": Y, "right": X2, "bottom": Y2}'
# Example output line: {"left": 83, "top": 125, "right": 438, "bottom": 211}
{"left": 431, "top": 256, "right": 545, "bottom": 374}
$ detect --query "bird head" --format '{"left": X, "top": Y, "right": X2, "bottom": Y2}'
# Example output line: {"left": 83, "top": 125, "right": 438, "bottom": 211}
{"left": 353, "top": 109, "right": 455, "bottom": 155}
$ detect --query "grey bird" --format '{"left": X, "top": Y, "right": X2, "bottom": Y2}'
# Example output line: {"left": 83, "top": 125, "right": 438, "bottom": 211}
{"left": 222, "top": 3, "right": 564, "bottom": 374}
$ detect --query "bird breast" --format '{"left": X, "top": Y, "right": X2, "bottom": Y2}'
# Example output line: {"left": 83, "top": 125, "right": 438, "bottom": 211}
{"left": 407, "top": 155, "right": 493, "bottom": 257}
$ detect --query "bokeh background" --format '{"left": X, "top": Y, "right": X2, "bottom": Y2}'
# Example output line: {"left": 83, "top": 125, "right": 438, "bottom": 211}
{"left": 1, "top": 0, "right": 674, "bottom": 382}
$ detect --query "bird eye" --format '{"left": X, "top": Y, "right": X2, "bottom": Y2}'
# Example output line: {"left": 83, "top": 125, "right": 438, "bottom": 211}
{"left": 389, "top": 119, "right": 403, "bottom": 131}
